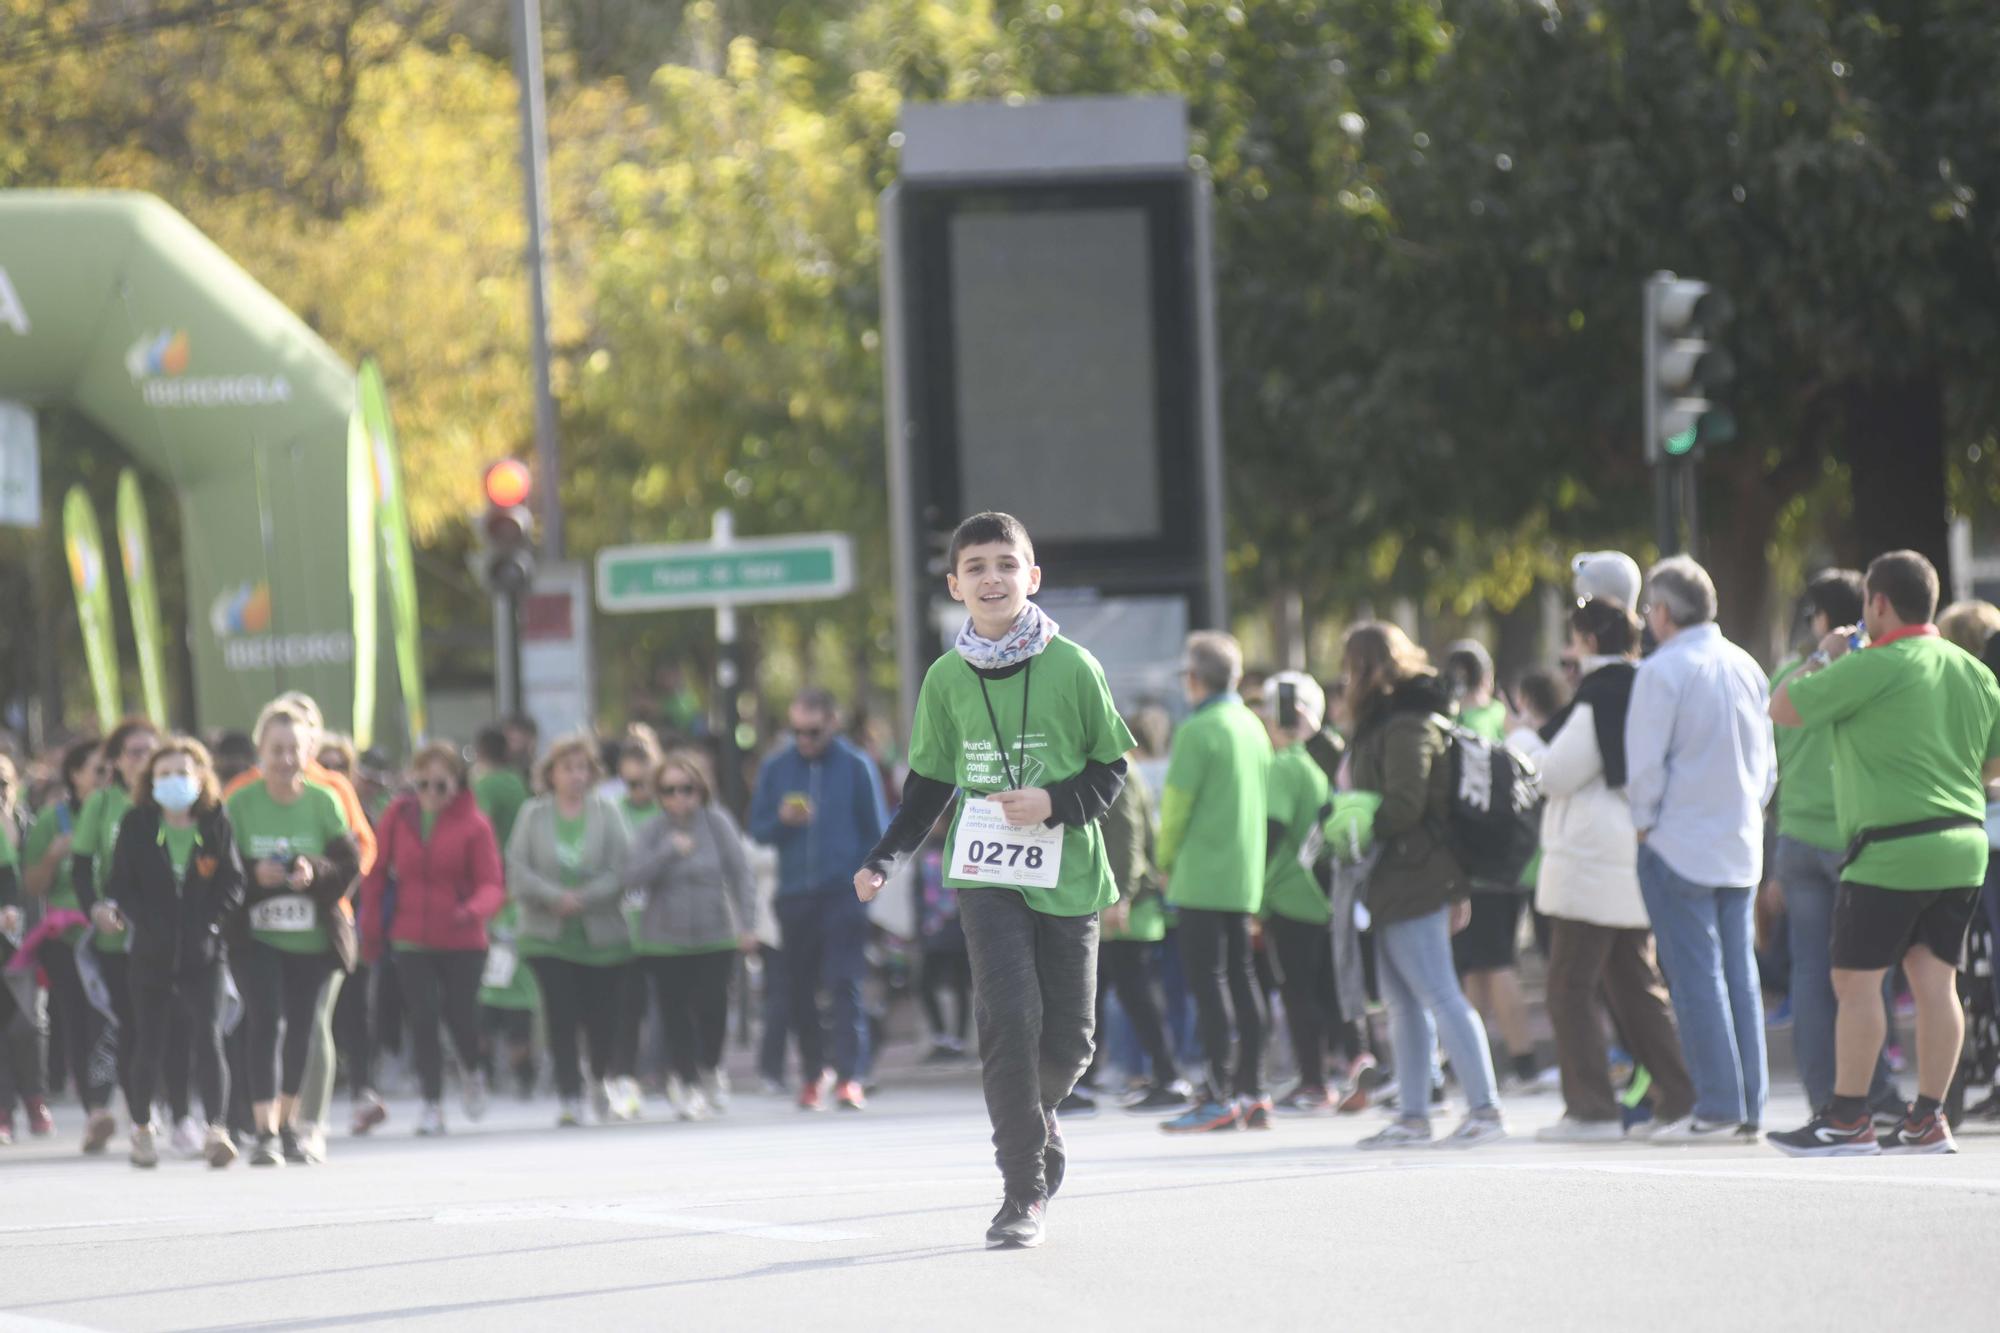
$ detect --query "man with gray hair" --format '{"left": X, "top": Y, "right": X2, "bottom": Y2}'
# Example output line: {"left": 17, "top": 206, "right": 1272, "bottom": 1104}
{"left": 1625, "top": 556, "right": 1776, "bottom": 1144}
{"left": 1158, "top": 631, "right": 1272, "bottom": 1133}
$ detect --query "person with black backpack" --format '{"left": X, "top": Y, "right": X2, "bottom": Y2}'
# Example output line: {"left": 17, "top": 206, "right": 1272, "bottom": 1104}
{"left": 1342, "top": 623, "right": 1506, "bottom": 1150}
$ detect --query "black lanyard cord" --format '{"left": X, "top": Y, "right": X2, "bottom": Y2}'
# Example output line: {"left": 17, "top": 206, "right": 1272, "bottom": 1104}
{"left": 974, "top": 658, "right": 1034, "bottom": 793}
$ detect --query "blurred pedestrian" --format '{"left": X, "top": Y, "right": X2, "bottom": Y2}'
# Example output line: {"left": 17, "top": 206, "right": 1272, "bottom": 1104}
{"left": 1092, "top": 746, "right": 1188, "bottom": 1113}
{"left": 1258, "top": 672, "right": 1339, "bottom": 1113}
{"left": 1627, "top": 556, "right": 1775, "bottom": 1143}
{"left": 15, "top": 738, "right": 100, "bottom": 1142}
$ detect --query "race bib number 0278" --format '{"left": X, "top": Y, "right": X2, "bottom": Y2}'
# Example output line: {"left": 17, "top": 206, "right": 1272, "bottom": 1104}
{"left": 950, "top": 798, "right": 1063, "bottom": 890}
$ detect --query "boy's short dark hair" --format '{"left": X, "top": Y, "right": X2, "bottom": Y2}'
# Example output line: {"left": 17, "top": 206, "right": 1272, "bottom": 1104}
{"left": 1803, "top": 568, "right": 1865, "bottom": 629}
{"left": 1865, "top": 550, "right": 1940, "bottom": 627}
{"left": 474, "top": 725, "right": 511, "bottom": 764}
{"left": 948, "top": 512, "right": 1034, "bottom": 572}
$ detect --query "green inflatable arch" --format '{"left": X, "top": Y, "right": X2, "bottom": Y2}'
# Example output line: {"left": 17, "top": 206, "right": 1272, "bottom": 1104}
{"left": 0, "top": 189, "right": 401, "bottom": 739}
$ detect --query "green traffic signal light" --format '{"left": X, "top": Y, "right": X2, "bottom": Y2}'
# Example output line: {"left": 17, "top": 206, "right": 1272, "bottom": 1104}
{"left": 1664, "top": 426, "right": 1697, "bottom": 457}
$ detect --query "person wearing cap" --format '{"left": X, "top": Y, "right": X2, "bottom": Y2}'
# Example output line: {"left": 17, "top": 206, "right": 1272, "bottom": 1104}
{"left": 1256, "top": 672, "right": 1338, "bottom": 1111}
{"left": 1573, "top": 551, "right": 1644, "bottom": 611}
{"left": 1626, "top": 556, "right": 1775, "bottom": 1144}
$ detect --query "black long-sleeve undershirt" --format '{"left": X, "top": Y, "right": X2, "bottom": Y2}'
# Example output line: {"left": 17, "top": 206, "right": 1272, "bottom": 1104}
{"left": 862, "top": 758, "right": 1128, "bottom": 880}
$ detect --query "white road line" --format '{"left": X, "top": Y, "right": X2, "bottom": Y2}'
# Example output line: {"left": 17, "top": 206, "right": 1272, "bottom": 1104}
{"left": 431, "top": 1199, "right": 867, "bottom": 1242}
{"left": 0, "top": 1314, "right": 106, "bottom": 1332}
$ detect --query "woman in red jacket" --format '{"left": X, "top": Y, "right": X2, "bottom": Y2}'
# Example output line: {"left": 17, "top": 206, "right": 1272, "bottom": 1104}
{"left": 358, "top": 742, "right": 504, "bottom": 1136}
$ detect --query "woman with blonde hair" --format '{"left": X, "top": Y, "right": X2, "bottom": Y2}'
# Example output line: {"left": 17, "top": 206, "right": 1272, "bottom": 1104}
{"left": 1341, "top": 623, "right": 1506, "bottom": 1149}
{"left": 624, "top": 750, "right": 756, "bottom": 1119}
{"left": 507, "top": 733, "right": 633, "bottom": 1127}
{"left": 102, "top": 738, "right": 244, "bottom": 1168}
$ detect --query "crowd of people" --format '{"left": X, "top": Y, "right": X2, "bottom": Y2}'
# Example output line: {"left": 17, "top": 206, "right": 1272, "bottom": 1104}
{"left": 4, "top": 523, "right": 1998, "bottom": 1246}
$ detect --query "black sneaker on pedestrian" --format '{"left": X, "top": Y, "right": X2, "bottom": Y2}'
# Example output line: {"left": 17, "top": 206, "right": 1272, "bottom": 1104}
{"left": 1043, "top": 1108, "right": 1066, "bottom": 1200}
{"left": 280, "top": 1125, "right": 305, "bottom": 1165}
{"left": 1768, "top": 1108, "right": 1880, "bottom": 1158}
{"left": 985, "top": 1195, "right": 1047, "bottom": 1249}
{"left": 1122, "top": 1081, "right": 1192, "bottom": 1114}
{"left": 1879, "top": 1109, "right": 1957, "bottom": 1156}
{"left": 1869, "top": 1094, "right": 1910, "bottom": 1129}
{"left": 249, "top": 1134, "right": 285, "bottom": 1168}
{"left": 1056, "top": 1087, "right": 1097, "bottom": 1117}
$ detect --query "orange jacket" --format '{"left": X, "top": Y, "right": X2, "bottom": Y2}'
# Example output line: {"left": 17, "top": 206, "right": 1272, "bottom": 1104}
{"left": 221, "top": 761, "right": 379, "bottom": 876}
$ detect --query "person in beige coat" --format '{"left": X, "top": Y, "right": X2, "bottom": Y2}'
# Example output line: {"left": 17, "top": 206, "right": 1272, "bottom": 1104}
{"left": 1516, "top": 600, "right": 1693, "bottom": 1142}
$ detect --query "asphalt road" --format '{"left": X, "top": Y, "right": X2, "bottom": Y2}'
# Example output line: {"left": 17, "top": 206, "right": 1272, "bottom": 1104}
{"left": 3, "top": 1076, "right": 1997, "bottom": 1332}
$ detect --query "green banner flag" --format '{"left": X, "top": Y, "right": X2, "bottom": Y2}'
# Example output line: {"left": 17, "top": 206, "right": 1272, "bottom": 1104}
{"left": 359, "top": 359, "right": 425, "bottom": 749}
{"left": 347, "top": 392, "right": 379, "bottom": 750}
{"left": 115, "top": 469, "right": 169, "bottom": 726}
{"left": 62, "top": 485, "right": 121, "bottom": 729}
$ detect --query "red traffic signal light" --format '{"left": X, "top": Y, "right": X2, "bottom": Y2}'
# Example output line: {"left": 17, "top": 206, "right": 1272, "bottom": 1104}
{"left": 484, "top": 459, "right": 533, "bottom": 509}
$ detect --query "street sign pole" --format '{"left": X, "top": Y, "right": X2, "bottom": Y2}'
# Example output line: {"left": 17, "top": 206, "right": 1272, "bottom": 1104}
{"left": 712, "top": 509, "right": 744, "bottom": 808}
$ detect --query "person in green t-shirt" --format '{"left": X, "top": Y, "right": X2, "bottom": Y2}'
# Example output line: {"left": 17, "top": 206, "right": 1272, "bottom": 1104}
{"left": 1257, "top": 672, "right": 1339, "bottom": 1112}
{"left": 1770, "top": 550, "right": 2000, "bottom": 1158}
{"left": 471, "top": 726, "right": 530, "bottom": 850}
{"left": 1156, "top": 631, "right": 1271, "bottom": 1135}
{"left": 855, "top": 512, "right": 1135, "bottom": 1251}
{"left": 71, "top": 717, "right": 161, "bottom": 1153}
{"left": 1761, "top": 568, "right": 1900, "bottom": 1115}
{"left": 17, "top": 738, "right": 105, "bottom": 1135}
{"left": 225, "top": 703, "right": 359, "bottom": 1168}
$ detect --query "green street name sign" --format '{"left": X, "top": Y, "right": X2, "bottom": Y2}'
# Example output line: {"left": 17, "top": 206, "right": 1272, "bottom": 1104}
{"left": 596, "top": 532, "right": 855, "bottom": 613}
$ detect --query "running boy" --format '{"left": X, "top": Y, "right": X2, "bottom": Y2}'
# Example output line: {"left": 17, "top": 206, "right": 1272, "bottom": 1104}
{"left": 856, "top": 512, "right": 1134, "bottom": 1249}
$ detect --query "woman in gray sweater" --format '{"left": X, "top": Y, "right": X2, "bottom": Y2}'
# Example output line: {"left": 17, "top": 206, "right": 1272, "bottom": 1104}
{"left": 623, "top": 750, "right": 755, "bottom": 1119}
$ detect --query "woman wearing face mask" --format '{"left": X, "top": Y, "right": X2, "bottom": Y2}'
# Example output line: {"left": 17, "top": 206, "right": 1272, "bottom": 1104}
{"left": 507, "top": 734, "right": 632, "bottom": 1128}
{"left": 623, "top": 751, "right": 756, "bottom": 1120}
{"left": 13, "top": 738, "right": 101, "bottom": 1145}
{"left": 226, "top": 703, "right": 360, "bottom": 1167}
{"left": 358, "top": 742, "right": 505, "bottom": 1137}
{"left": 102, "top": 739, "right": 245, "bottom": 1168}
{"left": 71, "top": 718, "right": 162, "bottom": 1154}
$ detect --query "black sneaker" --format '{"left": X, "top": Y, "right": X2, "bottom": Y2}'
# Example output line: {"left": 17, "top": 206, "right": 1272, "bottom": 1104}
{"left": 280, "top": 1125, "right": 306, "bottom": 1165}
{"left": 985, "top": 1195, "right": 1047, "bottom": 1249}
{"left": 1870, "top": 1094, "right": 1910, "bottom": 1129}
{"left": 1056, "top": 1087, "right": 1098, "bottom": 1117}
{"left": 1122, "top": 1081, "right": 1193, "bottom": 1114}
{"left": 1768, "top": 1108, "right": 1880, "bottom": 1158}
{"left": 1879, "top": 1110, "right": 1957, "bottom": 1156}
{"left": 1043, "top": 1108, "right": 1066, "bottom": 1200}
{"left": 249, "top": 1134, "right": 285, "bottom": 1167}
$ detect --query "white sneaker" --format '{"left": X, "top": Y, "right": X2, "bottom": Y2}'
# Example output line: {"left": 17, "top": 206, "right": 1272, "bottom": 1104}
{"left": 558, "top": 1097, "right": 585, "bottom": 1128}
{"left": 1535, "top": 1115, "right": 1625, "bottom": 1144}
{"left": 171, "top": 1115, "right": 205, "bottom": 1158}
{"left": 1358, "top": 1118, "right": 1434, "bottom": 1150}
{"left": 1438, "top": 1111, "right": 1508, "bottom": 1149}
{"left": 1514, "top": 1068, "right": 1563, "bottom": 1095}
{"left": 1649, "top": 1115, "right": 1749, "bottom": 1145}
{"left": 615, "top": 1076, "right": 644, "bottom": 1122}
{"left": 664, "top": 1075, "right": 692, "bottom": 1121}
{"left": 416, "top": 1103, "right": 447, "bottom": 1137}
{"left": 461, "top": 1072, "right": 489, "bottom": 1124}
{"left": 129, "top": 1125, "right": 159, "bottom": 1169}
{"left": 683, "top": 1086, "right": 712, "bottom": 1122}
{"left": 700, "top": 1069, "right": 730, "bottom": 1112}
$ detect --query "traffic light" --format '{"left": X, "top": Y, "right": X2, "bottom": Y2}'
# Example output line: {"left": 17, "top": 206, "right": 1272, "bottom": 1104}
{"left": 481, "top": 459, "right": 536, "bottom": 594}
{"left": 1644, "top": 271, "right": 1735, "bottom": 463}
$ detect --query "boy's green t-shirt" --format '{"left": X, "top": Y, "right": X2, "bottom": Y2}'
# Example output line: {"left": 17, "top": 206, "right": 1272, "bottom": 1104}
{"left": 71, "top": 785, "right": 135, "bottom": 952}
{"left": 1158, "top": 696, "right": 1271, "bottom": 914}
{"left": 472, "top": 769, "right": 530, "bottom": 849}
{"left": 1770, "top": 656, "right": 1843, "bottom": 853}
{"left": 225, "top": 780, "right": 350, "bottom": 954}
{"left": 1263, "top": 744, "right": 1333, "bottom": 925}
{"left": 518, "top": 811, "right": 631, "bottom": 966}
{"left": 1788, "top": 634, "right": 2000, "bottom": 890}
{"left": 907, "top": 637, "right": 1136, "bottom": 918}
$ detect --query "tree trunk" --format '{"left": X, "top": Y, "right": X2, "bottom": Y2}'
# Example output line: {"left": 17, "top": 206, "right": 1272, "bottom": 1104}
{"left": 1705, "top": 449, "right": 1788, "bottom": 665}
{"left": 1841, "top": 372, "right": 1950, "bottom": 589}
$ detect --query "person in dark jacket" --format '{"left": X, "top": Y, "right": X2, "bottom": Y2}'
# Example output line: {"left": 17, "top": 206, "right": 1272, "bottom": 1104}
{"left": 1342, "top": 623, "right": 1506, "bottom": 1150}
{"left": 101, "top": 737, "right": 244, "bottom": 1169}
{"left": 747, "top": 689, "right": 889, "bottom": 1111}
{"left": 358, "top": 741, "right": 505, "bottom": 1137}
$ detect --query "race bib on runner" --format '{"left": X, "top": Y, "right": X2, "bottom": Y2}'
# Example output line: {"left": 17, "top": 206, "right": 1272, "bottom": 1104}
{"left": 249, "top": 895, "right": 317, "bottom": 934}
{"left": 482, "top": 943, "right": 518, "bottom": 989}
{"left": 949, "top": 798, "right": 1063, "bottom": 890}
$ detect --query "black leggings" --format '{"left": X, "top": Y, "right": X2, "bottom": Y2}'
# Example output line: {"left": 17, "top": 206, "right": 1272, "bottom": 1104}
{"left": 39, "top": 943, "right": 109, "bottom": 1112}
{"left": 1269, "top": 914, "right": 1334, "bottom": 1090}
{"left": 1177, "top": 908, "right": 1266, "bottom": 1100}
{"left": 393, "top": 950, "right": 486, "bottom": 1103}
{"left": 129, "top": 960, "right": 228, "bottom": 1125}
{"left": 645, "top": 951, "right": 736, "bottom": 1083}
{"left": 238, "top": 943, "right": 335, "bottom": 1102}
{"left": 528, "top": 956, "right": 622, "bottom": 1098}
{"left": 1096, "top": 939, "right": 1179, "bottom": 1086}
{"left": 920, "top": 950, "right": 972, "bottom": 1042}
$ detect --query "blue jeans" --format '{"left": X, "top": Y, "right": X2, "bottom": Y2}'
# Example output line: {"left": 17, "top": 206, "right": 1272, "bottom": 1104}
{"left": 1638, "top": 843, "right": 1767, "bottom": 1126}
{"left": 776, "top": 891, "right": 871, "bottom": 1083}
{"left": 1378, "top": 907, "right": 1499, "bottom": 1121}
{"left": 1775, "top": 837, "right": 1897, "bottom": 1109}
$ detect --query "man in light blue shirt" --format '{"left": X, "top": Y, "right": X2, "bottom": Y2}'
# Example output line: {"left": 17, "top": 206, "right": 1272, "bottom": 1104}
{"left": 1625, "top": 555, "right": 1776, "bottom": 1143}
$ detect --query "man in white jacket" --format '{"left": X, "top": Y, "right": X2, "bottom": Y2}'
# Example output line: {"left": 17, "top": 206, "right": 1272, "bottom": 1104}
{"left": 1520, "top": 600, "right": 1694, "bottom": 1142}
